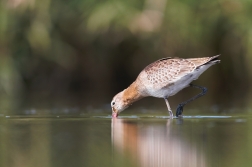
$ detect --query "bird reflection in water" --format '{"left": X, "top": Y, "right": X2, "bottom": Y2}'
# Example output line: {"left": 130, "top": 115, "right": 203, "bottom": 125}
{"left": 111, "top": 118, "right": 207, "bottom": 167}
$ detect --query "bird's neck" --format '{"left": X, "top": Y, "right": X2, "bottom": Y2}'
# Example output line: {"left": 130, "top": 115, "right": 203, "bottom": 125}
{"left": 123, "top": 82, "right": 144, "bottom": 106}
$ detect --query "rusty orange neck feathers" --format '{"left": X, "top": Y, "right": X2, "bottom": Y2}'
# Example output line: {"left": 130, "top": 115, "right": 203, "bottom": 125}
{"left": 122, "top": 81, "right": 144, "bottom": 106}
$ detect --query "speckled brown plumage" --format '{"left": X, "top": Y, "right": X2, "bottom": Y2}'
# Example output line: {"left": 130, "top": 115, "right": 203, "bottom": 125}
{"left": 143, "top": 57, "right": 214, "bottom": 86}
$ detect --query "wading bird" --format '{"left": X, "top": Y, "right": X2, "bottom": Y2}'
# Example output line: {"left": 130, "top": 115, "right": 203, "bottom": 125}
{"left": 111, "top": 55, "right": 220, "bottom": 118}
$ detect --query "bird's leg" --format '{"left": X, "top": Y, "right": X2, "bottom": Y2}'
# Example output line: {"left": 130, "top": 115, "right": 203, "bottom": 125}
{"left": 176, "top": 84, "right": 208, "bottom": 117}
{"left": 164, "top": 98, "right": 173, "bottom": 119}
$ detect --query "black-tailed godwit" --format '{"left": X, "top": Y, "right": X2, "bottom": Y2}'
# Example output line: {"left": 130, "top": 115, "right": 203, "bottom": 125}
{"left": 111, "top": 55, "right": 220, "bottom": 118}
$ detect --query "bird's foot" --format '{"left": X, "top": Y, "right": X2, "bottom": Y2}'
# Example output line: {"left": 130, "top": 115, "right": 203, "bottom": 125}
{"left": 168, "top": 110, "right": 173, "bottom": 119}
{"left": 176, "top": 104, "right": 184, "bottom": 117}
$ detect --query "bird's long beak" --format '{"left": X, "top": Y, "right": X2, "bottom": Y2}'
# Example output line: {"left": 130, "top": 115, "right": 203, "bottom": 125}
{"left": 112, "top": 107, "right": 118, "bottom": 118}
{"left": 112, "top": 112, "right": 118, "bottom": 118}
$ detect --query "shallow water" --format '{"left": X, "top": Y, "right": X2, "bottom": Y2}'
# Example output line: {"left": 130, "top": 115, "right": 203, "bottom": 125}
{"left": 1, "top": 112, "right": 252, "bottom": 167}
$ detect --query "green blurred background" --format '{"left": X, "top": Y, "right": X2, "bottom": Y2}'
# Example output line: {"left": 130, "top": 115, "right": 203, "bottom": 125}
{"left": 1, "top": 0, "right": 252, "bottom": 115}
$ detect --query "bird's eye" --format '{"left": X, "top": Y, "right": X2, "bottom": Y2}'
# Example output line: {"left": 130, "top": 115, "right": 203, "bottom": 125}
{"left": 112, "top": 102, "right": 115, "bottom": 106}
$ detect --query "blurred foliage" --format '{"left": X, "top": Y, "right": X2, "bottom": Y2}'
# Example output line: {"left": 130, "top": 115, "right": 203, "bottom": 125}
{"left": 0, "top": 0, "right": 252, "bottom": 113}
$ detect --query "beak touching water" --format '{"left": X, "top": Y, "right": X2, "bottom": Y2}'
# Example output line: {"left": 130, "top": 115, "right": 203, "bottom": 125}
{"left": 112, "top": 107, "right": 118, "bottom": 118}
{"left": 112, "top": 112, "right": 118, "bottom": 118}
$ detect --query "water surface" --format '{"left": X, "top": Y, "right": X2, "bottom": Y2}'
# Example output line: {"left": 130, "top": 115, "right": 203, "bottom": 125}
{"left": 1, "top": 113, "right": 252, "bottom": 167}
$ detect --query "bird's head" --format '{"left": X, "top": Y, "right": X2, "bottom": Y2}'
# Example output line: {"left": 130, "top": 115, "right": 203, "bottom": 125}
{"left": 111, "top": 91, "right": 129, "bottom": 118}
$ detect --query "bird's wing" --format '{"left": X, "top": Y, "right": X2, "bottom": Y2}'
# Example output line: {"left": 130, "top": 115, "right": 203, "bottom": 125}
{"left": 142, "top": 55, "right": 220, "bottom": 86}
{"left": 186, "top": 55, "right": 220, "bottom": 68}
{"left": 142, "top": 58, "right": 195, "bottom": 86}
